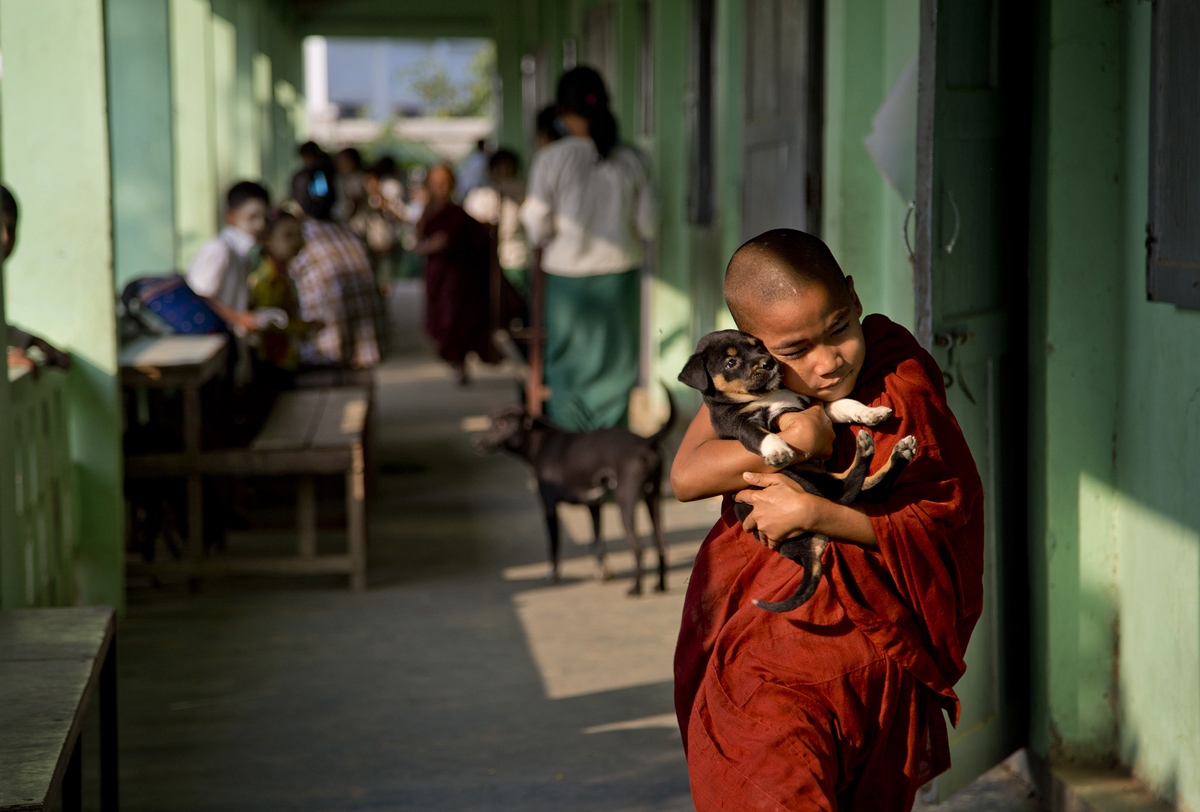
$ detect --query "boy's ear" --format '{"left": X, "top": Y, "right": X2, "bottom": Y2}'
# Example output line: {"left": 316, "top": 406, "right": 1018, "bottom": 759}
{"left": 678, "top": 352, "right": 711, "bottom": 393}
{"left": 845, "top": 275, "right": 863, "bottom": 317}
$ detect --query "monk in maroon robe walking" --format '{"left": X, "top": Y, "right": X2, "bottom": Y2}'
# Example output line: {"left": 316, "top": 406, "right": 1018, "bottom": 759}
{"left": 414, "top": 164, "right": 492, "bottom": 384}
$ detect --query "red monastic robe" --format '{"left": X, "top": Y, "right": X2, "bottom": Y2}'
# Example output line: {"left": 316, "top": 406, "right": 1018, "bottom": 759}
{"left": 674, "top": 314, "right": 985, "bottom": 812}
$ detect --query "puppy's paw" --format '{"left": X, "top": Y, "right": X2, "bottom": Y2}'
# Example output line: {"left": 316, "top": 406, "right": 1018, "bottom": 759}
{"left": 627, "top": 581, "right": 643, "bottom": 597}
{"left": 859, "top": 406, "right": 893, "bottom": 426}
{"left": 855, "top": 429, "right": 875, "bottom": 457}
{"left": 760, "top": 433, "right": 796, "bottom": 467}
{"left": 892, "top": 435, "right": 918, "bottom": 461}
{"left": 595, "top": 561, "right": 612, "bottom": 583}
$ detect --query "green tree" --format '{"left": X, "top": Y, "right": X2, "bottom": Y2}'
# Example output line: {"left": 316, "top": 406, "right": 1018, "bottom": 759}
{"left": 400, "top": 41, "right": 495, "bottom": 118}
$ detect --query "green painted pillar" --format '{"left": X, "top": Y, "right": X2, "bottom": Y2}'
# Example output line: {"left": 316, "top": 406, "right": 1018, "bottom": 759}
{"left": 170, "top": 0, "right": 219, "bottom": 268}
{"left": 106, "top": 0, "right": 177, "bottom": 285}
{"left": 211, "top": 0, "right": 239, "bottom": 195}
{"left": 1027, "top": 0, "right": 1124, "bottom": 764}
{"left": 0, "top": 0, "right": 125, "bottom": 608}
{"left": 646, "top": 0, "right": 694, "bottom": 401}
{"left": 234, "top": 0, "right": 263, "bottom": 182}
{"left": 495, "top": 2, "right": 527, "bottom": 153}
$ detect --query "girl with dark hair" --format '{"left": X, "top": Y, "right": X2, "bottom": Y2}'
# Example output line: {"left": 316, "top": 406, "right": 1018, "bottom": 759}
{"left": 520, "top": 66, "right": 658, "bottom": 432}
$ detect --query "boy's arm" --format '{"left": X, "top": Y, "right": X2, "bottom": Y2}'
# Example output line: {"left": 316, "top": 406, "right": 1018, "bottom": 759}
{"left": 670, "top": 402, "right": 835, "bottom": 502}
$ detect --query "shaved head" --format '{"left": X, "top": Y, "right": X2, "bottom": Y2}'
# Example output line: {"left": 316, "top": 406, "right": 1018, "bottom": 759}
{"left": 724, "top": 229, "right": 848, "bottom": 330}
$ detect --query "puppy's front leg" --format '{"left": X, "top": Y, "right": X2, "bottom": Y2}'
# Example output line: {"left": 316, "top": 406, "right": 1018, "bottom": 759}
{"left": 734, "top": 421, "right": 796, "bottom": 467}
{"left": 824, "top": 398, "right": 892, "bottom": 426}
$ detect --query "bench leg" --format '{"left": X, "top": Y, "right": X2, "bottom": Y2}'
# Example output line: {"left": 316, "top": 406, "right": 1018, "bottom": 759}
{"left": 347, "top": 443, "right": 367, "bottom": 592}
{"left": 297, "top": 476, "right": 317, "bottom": 558}
{"left": 100, "top": 633, "right": 118, "bottom": 811}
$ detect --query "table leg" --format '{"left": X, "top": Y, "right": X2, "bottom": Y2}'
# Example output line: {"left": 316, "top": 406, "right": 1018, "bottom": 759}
{"left": 297, "top": 476, "right": 317, "bottom": 558}
{"left": 183, "top": 384, "right": 204, "bottom": 560}
{"left": 62, "top": 735, "right": 82, "bottom": 812}
{"left": 100, "top": 634, "right": 118, "bottom": 811}
{"left": 347, "top": 443, "right": 367, "bottom": 592}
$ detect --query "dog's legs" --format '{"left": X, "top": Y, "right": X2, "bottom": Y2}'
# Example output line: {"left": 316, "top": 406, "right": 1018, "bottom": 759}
{"left": 616, "top": 486, "right": 644, "bottom": 596}
{"left": 588, "top": 503, "right": 612, "bottom": 582}
{"left": 539, "top": 484, "right": 561, "bottom": 583}
{"left": 645, "top": 492, "right": 667, "bottom": 592}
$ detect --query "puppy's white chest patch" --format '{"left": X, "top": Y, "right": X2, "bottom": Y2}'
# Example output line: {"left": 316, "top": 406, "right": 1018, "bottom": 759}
{"left": 760, "top": 389, "right": 810, "bottom": 424}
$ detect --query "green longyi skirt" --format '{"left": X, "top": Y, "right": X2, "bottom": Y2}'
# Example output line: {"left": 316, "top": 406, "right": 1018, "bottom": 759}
{"left": 542, "top": 269, "right": 640, "bottom": 433}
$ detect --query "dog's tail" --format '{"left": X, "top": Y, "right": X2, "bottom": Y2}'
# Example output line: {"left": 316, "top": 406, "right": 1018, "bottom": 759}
{"left": 751, "top": 536, "right": 826, "bottom": 614}
{"left": 648, "top": 382, "right": 677, "bottom": 446}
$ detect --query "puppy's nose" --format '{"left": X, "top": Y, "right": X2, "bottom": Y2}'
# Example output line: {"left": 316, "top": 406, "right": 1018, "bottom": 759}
{"left": 756, "top": 357, "right": 777, "bottom": 372}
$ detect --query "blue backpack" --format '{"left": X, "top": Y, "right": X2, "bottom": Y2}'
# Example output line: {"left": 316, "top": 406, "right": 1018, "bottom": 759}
{"left": 120, "top": 274, "right": 229, "bottom": 335}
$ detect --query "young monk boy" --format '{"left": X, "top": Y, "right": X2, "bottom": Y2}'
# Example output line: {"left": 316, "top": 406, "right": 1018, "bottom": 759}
{"left": 671, "top": 229, "right": 985, "bottom": 811}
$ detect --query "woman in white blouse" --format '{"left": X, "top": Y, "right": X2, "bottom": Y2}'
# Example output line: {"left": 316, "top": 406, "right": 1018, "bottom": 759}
{"left": 520, "top": 66, "right": 657, "bottom": 432}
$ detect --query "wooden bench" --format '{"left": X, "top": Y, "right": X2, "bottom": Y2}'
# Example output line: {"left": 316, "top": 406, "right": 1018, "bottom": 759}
{"left": 126, "top": 387, "right": 369, "bottom": 591}
{"left": 0, "top": 607, "right": 118, "bottom": 812}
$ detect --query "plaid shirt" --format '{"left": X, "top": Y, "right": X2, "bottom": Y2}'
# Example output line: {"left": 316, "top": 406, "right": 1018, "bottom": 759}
{"left": 292, "top": 220, "right": 387, "bottom": 369}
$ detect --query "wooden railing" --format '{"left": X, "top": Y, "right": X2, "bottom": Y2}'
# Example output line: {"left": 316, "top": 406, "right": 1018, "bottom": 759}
{"left": 8, "top": 367, "right": 75, "bottom": 606}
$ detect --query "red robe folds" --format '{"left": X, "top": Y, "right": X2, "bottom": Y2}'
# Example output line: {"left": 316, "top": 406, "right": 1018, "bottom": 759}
{"left": 674, "top": 314, "right": 985, "bottom": 812}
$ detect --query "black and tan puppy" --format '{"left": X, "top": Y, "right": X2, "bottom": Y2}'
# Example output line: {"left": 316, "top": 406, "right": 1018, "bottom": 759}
{"left": 473, "top": 394, "right": 675, "bottom": 595}
{"left": 679, "top": 329, "right": 916, "bottom": 612}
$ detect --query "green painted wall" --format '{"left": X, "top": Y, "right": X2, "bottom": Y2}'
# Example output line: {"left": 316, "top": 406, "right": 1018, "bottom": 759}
{"left": 823, "top": 0, "right": 916, "bottom": 329}
{"left": 0, "top": 0, "right": 124, "bottom": 608}
{"left": 1111, "top": 3, "right": 1200, "bottom": 806}
{"left": 1027, "top": 3, "right": 1200, "bottom": 807}
{"left": 106, "top": 0, "right": 177, "bottom": 285}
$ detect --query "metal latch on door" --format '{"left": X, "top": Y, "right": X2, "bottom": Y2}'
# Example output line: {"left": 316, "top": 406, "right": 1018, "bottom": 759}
{"left": 933, "top": 329, "right": 975, "bottom": 404}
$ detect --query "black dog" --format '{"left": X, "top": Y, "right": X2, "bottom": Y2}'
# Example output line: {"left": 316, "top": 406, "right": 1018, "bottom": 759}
{"left": 679, "top": 329, "right": 916, "bottom": 612}
{"left": 473, "top": 393, "right": 676, "bottom": 594}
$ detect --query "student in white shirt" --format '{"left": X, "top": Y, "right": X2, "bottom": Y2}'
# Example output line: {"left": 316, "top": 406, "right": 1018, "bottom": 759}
{"left": 186, "top": 181, "right": 269, "bottom": 333}
{"left": 519, "top": 66, "right": 657, "bottom": 432}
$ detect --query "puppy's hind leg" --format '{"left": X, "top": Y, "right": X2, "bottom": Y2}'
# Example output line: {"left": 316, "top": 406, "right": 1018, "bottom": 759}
{"left": 861, "top": 435, "right": 918, "bottom": 495}
{"left": 588, "top": 503, "right": 612, "bottom": 582}
{"left": 539, "top": 484, "right": 562, "bottom": 583}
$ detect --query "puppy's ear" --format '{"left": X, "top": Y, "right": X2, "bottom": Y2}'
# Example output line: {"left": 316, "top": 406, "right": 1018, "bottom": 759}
{"left": 678, "top": 353, "right": 711, "bottom": 393}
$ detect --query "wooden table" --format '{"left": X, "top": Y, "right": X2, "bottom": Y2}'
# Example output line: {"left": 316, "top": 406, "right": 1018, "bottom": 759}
{"left": 121, "top": 333, "right": 229, "bottom": 557}
{"left": 0, "top": 607, "right": 117, "bottom": 812}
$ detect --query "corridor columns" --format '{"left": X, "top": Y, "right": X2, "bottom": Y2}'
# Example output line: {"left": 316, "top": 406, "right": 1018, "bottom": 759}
{"left": 0, "top": 0, "right": 124, "bottom": 608}
{"left": 106, "top": 0, "right": 177, "bottom": 287}
{"left": 171, "top": 0, "right": 220, "bottom": 268}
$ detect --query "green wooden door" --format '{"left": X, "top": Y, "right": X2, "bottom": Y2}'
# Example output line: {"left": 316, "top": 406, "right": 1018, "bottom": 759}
{"left": 914, "top": 0, "right": 1029, "bottom": 799}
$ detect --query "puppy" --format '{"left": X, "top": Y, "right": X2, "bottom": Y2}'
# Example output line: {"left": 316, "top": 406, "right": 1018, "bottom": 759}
{"left": 679, "top": 329, "right": 916, "bottom": 612}
{"left": 473, "top": 393, "right": 675, "bottom": 595}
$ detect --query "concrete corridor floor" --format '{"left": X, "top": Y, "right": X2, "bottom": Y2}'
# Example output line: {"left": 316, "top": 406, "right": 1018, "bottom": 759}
{"left": 117, "top": 288, "right": 711, "bottom": 811}
{"left": 116, "top": 282, "right": 1043, "bottom": 811}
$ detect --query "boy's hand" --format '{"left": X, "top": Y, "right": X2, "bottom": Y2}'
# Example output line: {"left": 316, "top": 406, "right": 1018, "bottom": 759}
{"left": 735, "top": 472, "right": 820, "bottom": 549}
{"left": 736, "top": 470, "right": 879, "bottom": 550}
{"left": 777, "top": 404, "right": 834, "bottom": 461}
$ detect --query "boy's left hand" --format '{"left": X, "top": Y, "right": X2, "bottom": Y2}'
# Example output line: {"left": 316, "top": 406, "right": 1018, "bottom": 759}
{"left": 735, "top": 472, "right": 822, "bottom": 549}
